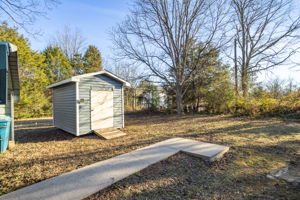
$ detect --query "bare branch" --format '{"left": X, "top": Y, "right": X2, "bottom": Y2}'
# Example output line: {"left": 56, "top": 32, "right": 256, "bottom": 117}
{"left": 0, "top": 0, "right": 59, "bottom": 33}
{"left": 231, "top": 0, "right": 300, "bottom": 97}
{"left": 49, "top": 26, "right": 86, "bottom": 60}
{"left": 111, "top": 0, "right": 230, "bottom": 113}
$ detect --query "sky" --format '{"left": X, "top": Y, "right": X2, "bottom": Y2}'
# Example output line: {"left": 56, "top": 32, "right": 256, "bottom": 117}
{"left": 25, "top": 0, "right": 131, "bottom": 57}
{"left": 23, "top": 0, "right": 300, "bottom": 84}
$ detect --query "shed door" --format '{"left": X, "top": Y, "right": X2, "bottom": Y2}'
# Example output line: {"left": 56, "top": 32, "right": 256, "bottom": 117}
{"left": 91, "top": 90, "right": 114, "bottom": 130}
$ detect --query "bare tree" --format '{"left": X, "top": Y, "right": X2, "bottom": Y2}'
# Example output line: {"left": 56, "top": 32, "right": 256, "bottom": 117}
{"left": 107, "top": 62, "right": 143, "bottom": 88}
{"left": 0, "top": 0, "right": 58, "bottom": 31}
{"left": 231, "top": 0, "right": 300, "bottom": 97}
{"left": 106, "top": 60, "right": 146, "bottom": 110}
{"left": 284, "top": 77, "right": 298, "bottom": 94}
{"left": 49, "top": 26, "right": 86, "bottom": 60}
{"left": 266, "top": 77, "right": 284, "bottom": 98}
{"left": 112, "top": 0, "right": 229, "bottom": 114}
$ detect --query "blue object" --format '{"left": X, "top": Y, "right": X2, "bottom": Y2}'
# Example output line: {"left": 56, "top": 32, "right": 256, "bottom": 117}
{"left": 0, "top": 116, "right": 11, "bottom": 152}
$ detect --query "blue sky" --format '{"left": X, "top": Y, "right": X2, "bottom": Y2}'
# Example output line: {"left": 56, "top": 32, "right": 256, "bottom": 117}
{"left": 24, "top": 0, "right": 300, "bottom": 84}
{"left": 26, "top": 0, "right": 131, "bottom": 56}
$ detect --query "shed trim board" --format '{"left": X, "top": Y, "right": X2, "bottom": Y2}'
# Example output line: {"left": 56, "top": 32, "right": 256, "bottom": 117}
{"left": 47, "top": 70, "right": 131, "bottom": 89}
{"left": 122, "top": 86, "right": 124, "bottom": 128}
{"left": 75, "top": 82, "right": 79, "bottom": 136}
{"left": 10, "top": 91, "right": 14, "bottom": 141}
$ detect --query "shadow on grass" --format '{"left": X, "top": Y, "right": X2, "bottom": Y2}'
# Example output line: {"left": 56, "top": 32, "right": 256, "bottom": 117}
{"left": 15, "top": 118, "right": 96, "bottom": 143}
{"left": 15, "top": 127, "right": 76, "bottom": 143}
{"left": 125, "top": 112, "right": 244, "bottom": 126}
{"left": 3, "top": 134, "right": 173, "bottom": 171}
{"left": 242, "top": 139, "right": 300, "bottom": 160}
{"left": 15, "top": 118, "right": 72, "bottom": 143}
{"left": 218, "top": 121, "right": 299, "bottom": 136}
{"left": 85, "top": 152, "right": 300, "bottom": 200}
{"left": 179, "top": 121, "right": 299, "bottom": 139}
{"left": 3, "top": 114, "right": 299, "bottom": 199}
{"left": 15, "top": 118, "right": 54, "bottom": 130}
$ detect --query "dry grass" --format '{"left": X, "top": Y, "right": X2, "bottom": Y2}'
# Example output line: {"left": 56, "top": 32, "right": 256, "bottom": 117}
{"left": 0, "top": 113, "right": 300, "bottom": 199}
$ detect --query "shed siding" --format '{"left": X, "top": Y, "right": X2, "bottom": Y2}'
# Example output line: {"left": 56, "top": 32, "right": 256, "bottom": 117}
{"left": 52, "top": 83, "right": 77, "bottom": 135}
{"left": 78, "top": 74, "right": 123, "bottom": 135}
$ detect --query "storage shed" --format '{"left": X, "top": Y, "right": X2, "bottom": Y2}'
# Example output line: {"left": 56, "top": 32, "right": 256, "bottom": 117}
{"left": 0, "top": 41, "right": 20, "bottom": 147}
{"left": 46, "top": 71, "right": 130, "bottom": 136}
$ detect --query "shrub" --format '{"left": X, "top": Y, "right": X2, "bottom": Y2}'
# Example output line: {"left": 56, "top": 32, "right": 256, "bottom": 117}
{"left": 233, "top": 91, "right": 300, "bottom": 117}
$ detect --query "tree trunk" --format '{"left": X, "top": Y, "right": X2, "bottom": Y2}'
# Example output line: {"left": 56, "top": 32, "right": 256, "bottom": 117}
{"left": 234, "top": 39, "right": 238, "bottom": 95}
{"left": 234, "top": 38, "right": 239, "bottom": 112}
{"left": 175, "top": 84, "right": 183, "bottom": 114}
{"left": 241, "top": 69, "right": 249, "bottom": 98}
{"left": 133, "top": 89, "right": 136, "bottom": 111}
{"left": 196, "top": 97, "right": 200, "bottom": 112}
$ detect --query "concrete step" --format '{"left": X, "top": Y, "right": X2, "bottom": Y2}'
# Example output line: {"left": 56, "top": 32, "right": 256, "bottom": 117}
{"left": 94, "top": 128, "right": 126, "bottom": 140}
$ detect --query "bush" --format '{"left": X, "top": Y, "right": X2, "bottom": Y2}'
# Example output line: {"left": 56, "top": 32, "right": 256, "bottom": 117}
{"left": 233, "top": 91, "right": 300, "bottom": 117}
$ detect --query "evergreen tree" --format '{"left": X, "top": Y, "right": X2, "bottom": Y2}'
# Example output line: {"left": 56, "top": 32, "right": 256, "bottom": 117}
{"left": 0, "top": 22, "right": 50, "bottom": 118}
{"left": 82, "top": 45, "right": 102, "bottom": 73}
{"left": 71, "top": 53, "right": 85, "bottom": 75}
{"left": 162, "top": 43, "right": 234, "bottom": 113}
{"left": 183, "top": 44, "right": 232, "bottom": 110}
{"left": 138, "top": 80, "right": 160, "bottom": 111}
{"left": 43, "top": 46, "right": 72, "bottom": 83}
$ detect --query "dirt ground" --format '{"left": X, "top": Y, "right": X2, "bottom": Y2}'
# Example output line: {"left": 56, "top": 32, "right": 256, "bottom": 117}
{"left": 0, "top": 113, "right": 299, "bottom": 199}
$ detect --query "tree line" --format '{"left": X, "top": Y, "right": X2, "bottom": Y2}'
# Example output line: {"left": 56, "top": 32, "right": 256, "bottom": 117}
{"left": 114, "top": 48, "right": 300, "bottom": 118}
{"left": 0, "top": 23, "right": 103, "bottom": 118}
{"left": 0, "top": 0, "right": 299, "bottom": 118}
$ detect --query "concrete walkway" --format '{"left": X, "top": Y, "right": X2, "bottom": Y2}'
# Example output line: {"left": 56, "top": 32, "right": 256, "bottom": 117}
{"left": 0, "top": 137, "right": 229, "bottom": 200}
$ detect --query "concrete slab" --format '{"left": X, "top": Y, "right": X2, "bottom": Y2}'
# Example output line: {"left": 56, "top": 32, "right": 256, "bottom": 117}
{"left": 267, "top": 161, "right": 300, "bottom": 185}
{"left": 181, "top": 142, "right": 230, "bottom": 161}
{"left": 0, "top": 137, "right": 229, "bottom": 200}
{"left": 145, "top": 137, "right": 200, "bottom": 150}
{"left": 149, "top": 138, "right": 229, "bottom": 161}
{"left": 129, "top": 145, "right": 179, "bottom": 164}
{"left": 0, "top": 152, "right": 151, "bottom": 200}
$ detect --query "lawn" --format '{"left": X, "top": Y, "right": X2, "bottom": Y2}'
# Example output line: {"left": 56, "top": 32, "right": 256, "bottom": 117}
{"left": 0, "top": 113, "right": 299, "bottom": 199}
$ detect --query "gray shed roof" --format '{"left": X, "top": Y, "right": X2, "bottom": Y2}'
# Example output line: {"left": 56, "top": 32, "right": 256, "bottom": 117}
{"left": 46, "top": 70, "right": 131, "bottom": 89}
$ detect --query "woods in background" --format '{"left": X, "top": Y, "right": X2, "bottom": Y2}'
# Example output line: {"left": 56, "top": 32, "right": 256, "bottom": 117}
{"left": 0, "top": 23, "right": 103, "bottom": 118}
{"left": 112, "top": 0, "right": 300, "bottom": 116}
{"left": 0, "top": 0, "right": 299, "bottom": 119}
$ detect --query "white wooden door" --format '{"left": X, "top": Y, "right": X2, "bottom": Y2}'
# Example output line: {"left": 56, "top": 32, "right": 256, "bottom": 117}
{"left": 91, "top": 90, "right": 114, "bottom": 130}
